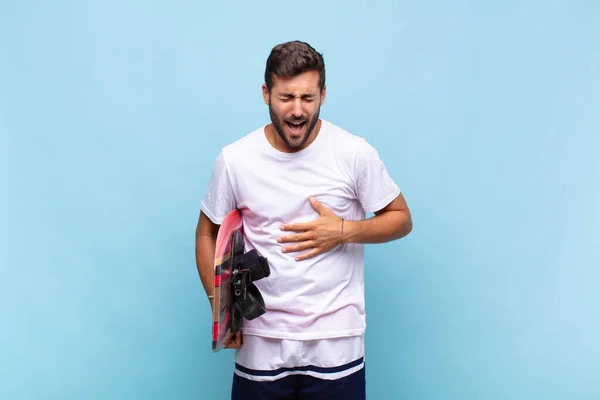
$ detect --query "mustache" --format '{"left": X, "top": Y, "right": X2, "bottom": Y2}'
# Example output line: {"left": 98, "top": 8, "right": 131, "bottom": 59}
{"left": 285, "top": 117, "right": 306, "bottom": 123}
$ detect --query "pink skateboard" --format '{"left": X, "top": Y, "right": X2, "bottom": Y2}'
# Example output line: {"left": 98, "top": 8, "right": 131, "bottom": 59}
{"left": 212, "top": 209, "right": 270, "bottom": 352}
{"left": 212, "top": 209, "right": 243, "bottom": 352}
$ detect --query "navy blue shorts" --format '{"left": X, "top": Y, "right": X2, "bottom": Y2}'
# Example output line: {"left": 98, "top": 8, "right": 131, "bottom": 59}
{"left": 231, "top": 367, "right": 366, "bottom": 399}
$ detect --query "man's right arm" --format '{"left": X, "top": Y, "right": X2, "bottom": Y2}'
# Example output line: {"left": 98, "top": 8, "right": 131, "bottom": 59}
{"left": 195, "top": 210, "right": 219, "bottom": 306}
{"left": 195, "top": 210, "right": 243, "bottom": 349}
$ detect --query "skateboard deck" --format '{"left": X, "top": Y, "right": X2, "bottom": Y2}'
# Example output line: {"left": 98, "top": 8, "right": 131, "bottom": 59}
{"left": 212, "top": 209, "right": 243, "bottom": 352}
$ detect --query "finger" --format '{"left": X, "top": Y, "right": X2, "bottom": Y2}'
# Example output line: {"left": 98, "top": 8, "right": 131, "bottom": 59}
{"left": 282, "top": 240, "right": 317, "bottom": 254}
{"left": 280, "top": 222, "right": 312, "bottom": 232}
{"left": 226, "top": 332, "right": 242, "bottom": 349}
{"left": 225, "top": 341, "right": 240, "bottom": 349}
{"left": 309, "top": 197, "right": 333, "bottom": 216}
{"left": 224, "top": 337, "right": 236, "bottom": 349}
{"left": 294, "top": 248, "right": 323, "bottom": 261}
{"left": 277, "top": 232, "right": 312, "bottom": 244}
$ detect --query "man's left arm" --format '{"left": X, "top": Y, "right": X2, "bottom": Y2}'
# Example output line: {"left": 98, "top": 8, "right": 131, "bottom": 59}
{"left": 278, "top": 194, "right": 411, "bottom": 261}
{"left": 343, "top": 193, "right": 412, "bottom": 244}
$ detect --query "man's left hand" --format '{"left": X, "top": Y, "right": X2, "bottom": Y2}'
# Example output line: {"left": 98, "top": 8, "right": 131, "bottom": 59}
{"left": 277, "top": 197, "right": 344, "bottom": 261}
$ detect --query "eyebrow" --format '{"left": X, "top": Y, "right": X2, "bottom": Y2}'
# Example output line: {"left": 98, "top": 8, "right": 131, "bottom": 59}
{"left": 279, "top": 92, "right": 317, "bottom": 98}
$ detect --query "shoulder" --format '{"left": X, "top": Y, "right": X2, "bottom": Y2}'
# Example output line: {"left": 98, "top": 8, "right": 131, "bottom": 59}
{"left": 323, "top": 120, "right": 363, "bottom": 142}
{"left": 322, "top": 119, "right": 374, "bottom": 160}
{"left": 219, "top": 124, "right": 266, "bottom": 163}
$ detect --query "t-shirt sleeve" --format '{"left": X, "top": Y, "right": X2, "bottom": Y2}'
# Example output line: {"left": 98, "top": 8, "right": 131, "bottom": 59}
{"left": 354, "top": 138, "right": 401, "bottom": 213}
{"left": 200, "top": 150, "right": 236, "bottom": 225}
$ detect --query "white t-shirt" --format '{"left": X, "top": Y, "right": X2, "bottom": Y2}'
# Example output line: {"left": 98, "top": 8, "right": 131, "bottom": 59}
{"left": 201, "top": 119, "right": 400, "bottom": 340}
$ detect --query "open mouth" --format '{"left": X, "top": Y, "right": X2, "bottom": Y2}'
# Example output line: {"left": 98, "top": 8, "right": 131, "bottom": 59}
{"left": 286, "top": 120, "right": 306, "bottom": 135}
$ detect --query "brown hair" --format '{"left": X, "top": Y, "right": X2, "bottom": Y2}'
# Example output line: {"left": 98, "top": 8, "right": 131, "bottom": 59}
{"left": 264, "top": 41, "right": 325, "bottom": 92}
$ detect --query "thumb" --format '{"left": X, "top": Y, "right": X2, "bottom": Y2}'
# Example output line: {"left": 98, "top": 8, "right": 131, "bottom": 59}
{"left": 309, "top": 197, "right": 332, "bottom": 216}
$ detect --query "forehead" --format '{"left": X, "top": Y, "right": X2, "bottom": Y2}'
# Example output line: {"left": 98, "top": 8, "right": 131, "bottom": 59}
{"left": 271, "top": 70, "right": 320, "bottom": 94}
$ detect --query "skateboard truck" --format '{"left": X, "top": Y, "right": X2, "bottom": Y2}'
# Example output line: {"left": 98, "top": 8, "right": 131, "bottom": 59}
{"left": 230, "top": 230, "right": 270, "bottom": 333}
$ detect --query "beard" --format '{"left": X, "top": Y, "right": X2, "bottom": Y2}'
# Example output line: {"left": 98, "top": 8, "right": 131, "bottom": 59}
{"left": 269, "top": 102, "right": 320, "bottom": 151}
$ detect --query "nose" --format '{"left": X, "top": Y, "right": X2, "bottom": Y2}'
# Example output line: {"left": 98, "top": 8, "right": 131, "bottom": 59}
{"left": 291, "top": 98, "right": 303, "bottom": 118}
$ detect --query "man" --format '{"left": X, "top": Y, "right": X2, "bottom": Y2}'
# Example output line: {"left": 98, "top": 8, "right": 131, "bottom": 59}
{"left": 196, "top": 40, "right": 412, "bottom": 399}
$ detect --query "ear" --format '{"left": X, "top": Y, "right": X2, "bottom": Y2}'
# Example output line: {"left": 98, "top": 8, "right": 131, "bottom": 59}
{"left": 320, "top": 84, "right": 327, "bottom": 106}
{"left": 262, "top": 83, "right": 270, "bottom": 105}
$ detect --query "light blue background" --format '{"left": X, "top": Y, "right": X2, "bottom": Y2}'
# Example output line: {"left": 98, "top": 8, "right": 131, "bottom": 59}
{"left": 2, "top": 1, "right": 599, "bottom": 399}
